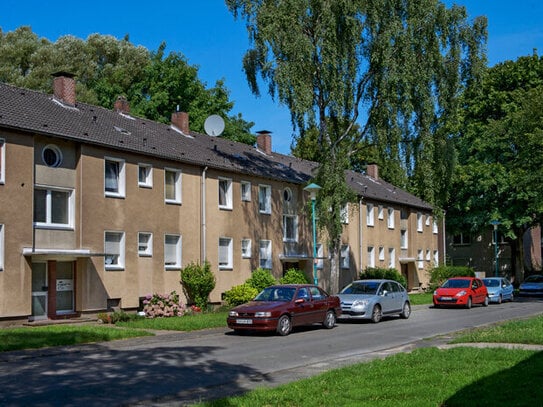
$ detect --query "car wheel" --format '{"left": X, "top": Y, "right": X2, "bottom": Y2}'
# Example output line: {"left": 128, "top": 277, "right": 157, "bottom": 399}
{"left": 276, "top": 314, "right": 292, "bottom": 336}
{"left": 466, "top": 297, "right": 472, "bottom": 309}
{"left": 323, "top": 310, "right": 336, "bottom": 329}
{"left": 400, "top": 302, "right": 411, "bottom": 319}
{"left": 371, "top": 305, "right": 382, "bottom": 323}
{"left": 483, "top": 296, "right": 489, "bottom": 307}
{"left": 498, "top": 294, "right": 502, "bottom": 304}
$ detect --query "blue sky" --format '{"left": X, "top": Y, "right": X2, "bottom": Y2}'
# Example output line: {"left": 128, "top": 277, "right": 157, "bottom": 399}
{"left": 2, "top": 1, "right": 542, "bottom": 155}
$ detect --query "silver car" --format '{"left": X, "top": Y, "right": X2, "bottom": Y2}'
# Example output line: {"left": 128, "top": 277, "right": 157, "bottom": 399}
{"left": 337, "top": 279, "right": 411, "bottom": 323}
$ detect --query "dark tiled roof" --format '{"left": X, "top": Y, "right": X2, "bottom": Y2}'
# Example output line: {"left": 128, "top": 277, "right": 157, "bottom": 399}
{"left": 0, "top": 81, "right": 432, "bottom": 210}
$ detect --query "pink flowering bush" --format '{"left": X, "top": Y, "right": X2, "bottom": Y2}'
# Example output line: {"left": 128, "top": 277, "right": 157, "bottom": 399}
{"left": 142, "top": 291, "right": 185, "bottom": 318}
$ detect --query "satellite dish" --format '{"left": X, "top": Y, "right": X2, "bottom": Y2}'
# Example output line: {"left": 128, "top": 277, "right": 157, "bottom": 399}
{"left": 204, "top": 114, "right": 225, "bottom": 137}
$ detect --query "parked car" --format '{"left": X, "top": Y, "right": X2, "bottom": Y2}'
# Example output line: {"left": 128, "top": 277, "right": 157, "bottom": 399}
{"left": 433, "top": 277, "right": 488, "bottom": 308}
{"left": 482, "top": 277, "right": 514, "bottom": 303}
{"left": 336, "top": 279, "right": 411, "bottom": 323}
{"left": 518, "top": 274, "right": 543, "bottom": 297}
{"left": 227, "top": 284, "right": 341, "bottom": 336}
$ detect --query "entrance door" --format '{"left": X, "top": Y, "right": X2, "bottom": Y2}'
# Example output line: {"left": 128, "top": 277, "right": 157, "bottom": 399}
{"left": 31, "top": 262, "right": 48, "bottom": 320}
{"left": 56, "top": 262, "right": 74, "bottom": 314}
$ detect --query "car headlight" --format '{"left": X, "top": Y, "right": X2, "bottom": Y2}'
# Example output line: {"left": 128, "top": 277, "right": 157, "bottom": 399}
{"left": 433, "top": 290, "right": 438, "bottom": 296}
{"left": 455, "top": 291, "right": 467, "bottom": 297}
{"left": 229, "top": 311, "right": 239, "bottom": 317}
{"left": 351, "top": 299, "right": 369, "bottom": 311}
{"left": 255, "top": 311, "right": 272, "bottom": 317}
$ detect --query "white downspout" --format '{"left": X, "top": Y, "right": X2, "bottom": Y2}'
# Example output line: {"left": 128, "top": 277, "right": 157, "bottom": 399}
{"left": 359, "top": 198, "right": 363, "bottom": 275}
{"left": 201, "top": 166, "right": 208, "bottom": 263}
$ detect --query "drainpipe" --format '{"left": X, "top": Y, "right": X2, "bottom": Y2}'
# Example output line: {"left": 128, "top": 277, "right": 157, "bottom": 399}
{"left": 201, "top": 166, "right": 208, "bottom": 262}
{"left": 359, "top": 198, "right": 363, "bottom": 275}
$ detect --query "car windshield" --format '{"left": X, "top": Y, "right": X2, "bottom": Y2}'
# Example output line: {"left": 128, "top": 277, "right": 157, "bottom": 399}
{"left": 340, "top": 282, "right": 379, "bottom": 295}
{"left": 482, "top": 279, "right": 499, "bottom": 287}
{"left": 442, "top": 279, "right": 470, "bottom": 289}
{"left": 525, "top": 275, "right": 543, "bottom": 283}
{"left": 254, "top": 287, "right": 296, "bottom": 302}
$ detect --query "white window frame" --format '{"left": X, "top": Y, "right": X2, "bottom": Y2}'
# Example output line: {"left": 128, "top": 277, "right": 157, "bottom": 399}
{"left": 219, "top": 237, "right": 233, "bottom": 269}
{"left": 425, "top": 214, "right": 431, "bottom": 226}
{"left": 433, "top": 250, "right": 439, "bottom": 266}
{"left": 104, "top": 157, "right": 125, "bottom": 198}
{"left": 417, "top": 249, "right": 424, "bottom": 269}
{"left": 367, "top": 246, "right": 375, "bottom": 268}
{"left": 138, "top": 163, "right": 153, "bottom": 188}
{"left": 366, "top": 203, "right": 374, "bottom": 226}
{"left": 378, "top": 205, "right": 384, "bottom": 220}
{"left": 164, "top": 234, "right": 182, "bottom": 270}
{"left": 241, "top": 238, "right": 252, "bottom": 258}
{"left": 34, "top": 186, "right": 74, "bottom": 229}
{"left": 388, "top": 247, "right": 396, "bottom": 268}
{"left": 426, "top": 249, "right": 431, "bottom": 261}
{"left": 0, "top": 224, "right": 4, "bottom": 271}
{"left": 341, "top": 245, "right": 350, "bottom": 269}
{"left": 241, "top": 181, "right": 251, "bottom": 202}
{"left": 138, "top": 232, "right": 153, "bottom": 257}
{"left": 417, "top": 212, "right": 423, "bottom": 232}
{"left": 283, "top": 214, "right": 298, "bottom": 242}
{"left": 259, "top": 239, "right": 272, "bottom": 269}
{"left": 433, "top": 219, "right": 439, "bottom": 234}
{"left": 341, "top": 204, "right": 349, "bottom": 224}
{"left": 387, "top": 207, "right": 395, "bottom": 229}
{"left": 218, "top": 177, "right": 233, "bottom": 209}
{"left": 401, "top": 229, "right": 408, "bottom": 249}
{"left": 379, "top": 246, "right": 385, "bottom": 261}
{"left": 0, "top": 138, "right": 5, "bottom": 184}
{"left": 164, "top": 168, "right": 182, "bottom": 204}
{"left": 316, "top": 243, "right": 324, "bottom": 269}
{"left": 259, "top": 185, "right": 271, "bottom": 214}
{"left": 104, "top": 231, "right": 125, "bottom": 270}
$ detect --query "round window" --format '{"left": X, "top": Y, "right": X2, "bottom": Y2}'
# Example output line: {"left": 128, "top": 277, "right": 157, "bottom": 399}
{"left": 42, "top": 145, "right": 63, "bottom": 167}
{"left": 283, "top": 188, "right": 292, "bottom": 202}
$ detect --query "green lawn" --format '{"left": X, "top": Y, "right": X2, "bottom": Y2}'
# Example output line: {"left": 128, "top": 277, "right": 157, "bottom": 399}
{"left": 117, "top": 310, "right": 229, "bottom": 331}
{"left": 407, "top": 292, "right": 433, "bottom": 305}
{"left": 0, "top": 325, "right": 153, "bottom": 352}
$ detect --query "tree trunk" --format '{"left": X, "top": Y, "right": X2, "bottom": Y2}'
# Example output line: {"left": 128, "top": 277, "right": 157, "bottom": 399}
{"left": 329, "top": 248, "right": 340, "bottom": 294}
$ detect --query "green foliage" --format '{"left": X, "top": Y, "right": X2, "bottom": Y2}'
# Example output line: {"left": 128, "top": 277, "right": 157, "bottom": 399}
{"left": 180, "top": 261, "right": 216, "bottom": 310}
{"left": 0, "top": 27, "right": 255, "bottom": 144}
{"left": 223, "top": 283, "right": 259, "bottom": 307}
{"left": 279, "top": 268, "right": 311, "bottom": 284}
{"left": 428, "top": 265, "right": 475, "bottom": 291}
{"left": 360, "top": 267, "right": 407, "bottom": 289}
{"left": 97, "top": 310, "right": 136, "bottom": 324}
{"left": 246, "top": 268, "right": 277, "bottom": 292}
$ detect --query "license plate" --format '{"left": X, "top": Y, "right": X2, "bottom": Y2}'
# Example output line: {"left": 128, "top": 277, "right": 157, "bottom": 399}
{"left": 236, "top": 318, "right": 252, "bottom": 324}
{"left": 440, "top": 297, "right": 452, "bottom": 301}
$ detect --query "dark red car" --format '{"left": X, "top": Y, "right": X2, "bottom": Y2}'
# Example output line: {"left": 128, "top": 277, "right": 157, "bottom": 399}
{"left": 433, "top": 277, "right": 489, "bottom": 308}
{"left": 227, "top": 284, "right": 341, "bottom": 336}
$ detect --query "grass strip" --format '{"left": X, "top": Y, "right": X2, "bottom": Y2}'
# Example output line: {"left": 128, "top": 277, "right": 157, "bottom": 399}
{"left": 0, "top": 325, "right": 153, "bottom": 352}
{"left": 198, "top": 347, "right": 541, "bottom": 407}
{"left": 116, "top": 311, "right": 229, "bottom": 331}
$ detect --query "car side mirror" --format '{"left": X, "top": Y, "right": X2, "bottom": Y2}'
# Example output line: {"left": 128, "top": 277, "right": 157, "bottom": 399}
{"left": 381, "top": 290, "right": 388, "bottom": 296}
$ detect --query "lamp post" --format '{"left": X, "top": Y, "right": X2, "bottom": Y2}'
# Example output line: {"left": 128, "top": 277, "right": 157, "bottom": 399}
{"left": 490, "top": 220, "right": 501, "bottom": 277}
{"left": 304, "top": 183, "right": 321, "bottom": 286}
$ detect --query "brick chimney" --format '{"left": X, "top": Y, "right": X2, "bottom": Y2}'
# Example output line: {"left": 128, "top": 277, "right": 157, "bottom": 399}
{"left": 171, "top": 111, "right": 190, "bottom": 134}
{"left": 114, "top": 96, "right": 130, "bottom": 113}
{"left": 256, "top": 130, "right": 272, "bottom": 154}
{"left": 52, "top": 72, "right": 76, "bottom": 106}
{"left": 367, "top": 164, "right": 379, "bottom": 180}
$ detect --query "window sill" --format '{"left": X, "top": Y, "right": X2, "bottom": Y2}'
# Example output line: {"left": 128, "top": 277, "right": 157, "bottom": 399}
{"left": 34, "top": 224, "right": 74, "bottom": 231}
{"left": 105, "top": 192, "right": 125, "bottom": 199}
{"left": 219, "top": 206, "right": 233, "bottom": 211}
{"left": 165, "top": 266, "right": 181, "bottom": 271}
{"left": 138, "top": 184, "right": 153, "bottom": 189}
{"left": 105, "top": 266, "right": 124, "bottom": 271}
{"left": 165, "top": 200, "right": 182, "bottom": 205}
{"left": 219, "top": 266, "right": 233, "bottom": 271}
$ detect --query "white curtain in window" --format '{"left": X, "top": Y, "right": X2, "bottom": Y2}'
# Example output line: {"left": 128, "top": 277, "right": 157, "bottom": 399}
{"left": 165, "top": 171, "right": 176, "bottom": 200}
{"left": 219, "top": 238, "right": 230, "bottom": 265}
{"left": 105, "top": 161, "right": 119, "bottom": 192}
{"left": 219, "top": 180, "right": 227, "bottom": 206}
{"left": 165, "top": 235, "right": 178, "bottom": 264}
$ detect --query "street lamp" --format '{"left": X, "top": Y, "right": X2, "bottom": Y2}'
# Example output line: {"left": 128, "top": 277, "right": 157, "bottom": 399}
{"left": 304, "top": 183, "right": 321, "bottom": 285}
{"left": 490, "top": 219, "right": 501, "bottom": 277}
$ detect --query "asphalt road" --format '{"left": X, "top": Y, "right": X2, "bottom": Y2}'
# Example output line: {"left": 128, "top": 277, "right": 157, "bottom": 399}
{"left": 1, "top": 298, "right": 542, "bottom": 406}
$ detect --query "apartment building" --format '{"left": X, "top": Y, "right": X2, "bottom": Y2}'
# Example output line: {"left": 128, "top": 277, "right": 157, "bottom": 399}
{"left": 0, "top": 74, "right": 440, "bottom": 322}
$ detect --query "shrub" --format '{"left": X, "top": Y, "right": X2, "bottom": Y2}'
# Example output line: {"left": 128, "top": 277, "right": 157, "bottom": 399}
{"left": 180, "top": 261, "right": 216, "bottom": 310}
{"left": 246, "top": 268, "right": 277, "bottom": 292}
{"left": 97, "top": 310, "right": 135, "bottom": 324}
{"left": 279, "top": 268, "right": 311, "bottom": 284}
{"left": 428, "top": 265, "right": 475, "bottom": 291}
{"left": 142, "top": 291, "right": 185, "bottom": 318}
{"left": 360, "top": 267, "right": 407, "bottom": 288}
{"left": 223, "top": 283, "right": 259, "bottom": 307}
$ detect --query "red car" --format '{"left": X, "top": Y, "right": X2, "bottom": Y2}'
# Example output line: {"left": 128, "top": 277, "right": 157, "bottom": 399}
{"left": 227, "top": 284, "right": 341, "bottom": 336}
{"left": 433, "top": 277, "right": 489, "bottom": 308}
